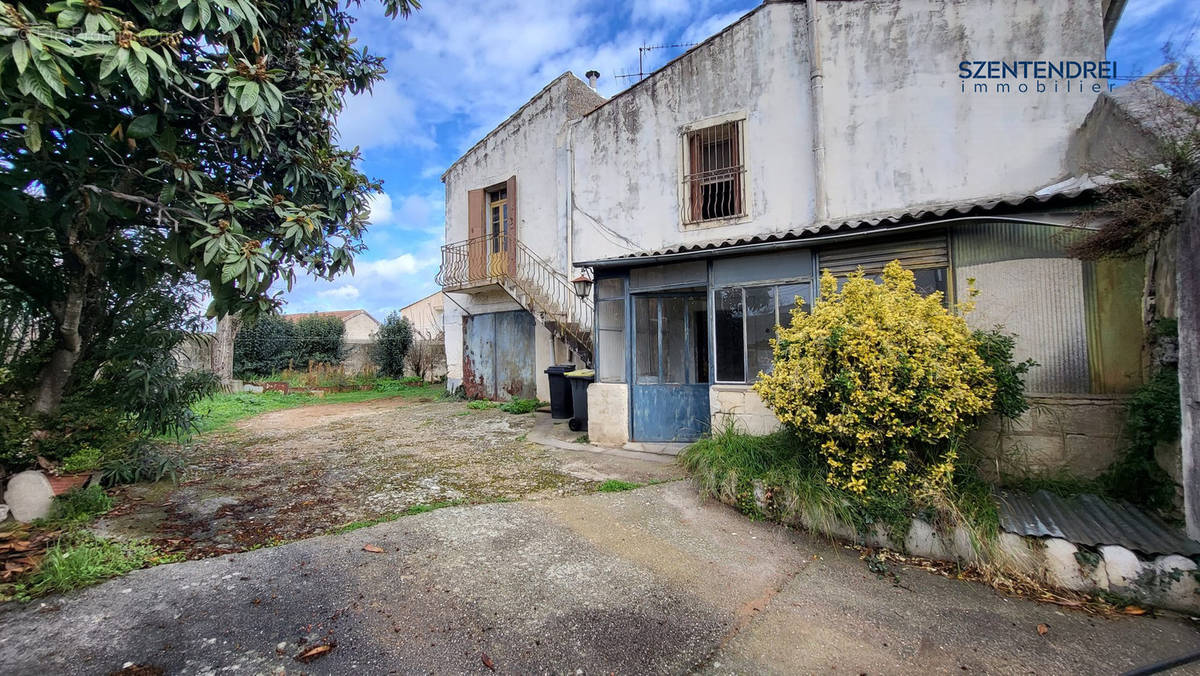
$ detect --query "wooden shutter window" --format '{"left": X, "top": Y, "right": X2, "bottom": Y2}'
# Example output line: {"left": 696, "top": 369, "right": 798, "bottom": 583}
{"left": 467, "top": 188, "right": 485, "bottom": 280}
{"left": 688, "top": 133, "right": 702, "bottom": 223}
{"left": 505, "top": 175, "right": 517, "bottom": 271}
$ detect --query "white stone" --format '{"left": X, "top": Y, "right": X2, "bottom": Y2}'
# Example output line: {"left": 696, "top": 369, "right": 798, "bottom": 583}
{"left": 243, "top": 384, "right": 264, "bottom": 393}
{"left": 1099, "top": 545, "right": 1143, "bottom": 590}
{"left": 0, "top": 503, "right": 8, "bottom": 522}
{"left": 1042, "top": 538, "right": 1088, "bottom": 591}
{"left": 904, "top": 519, "right": 949, "bottom": 560}
{"left": 950, "top": 526, "right": 982, "bottom": 564}
{"left": 994, "top": 532, "right": 1041, "bottom": 577}
{"left": 1150, "top": 554, "right": 1199, "bottom": 611}
{"left": 864, "top": 523, "right": 891, "bottom": 549}
{"left": 3, "top": 471, "right": 54, "bottom": 522}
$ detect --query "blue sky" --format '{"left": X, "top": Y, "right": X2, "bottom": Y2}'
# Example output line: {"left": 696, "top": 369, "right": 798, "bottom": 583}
{"left": 280, "top": 0, "right": 1199, "bottom": 322}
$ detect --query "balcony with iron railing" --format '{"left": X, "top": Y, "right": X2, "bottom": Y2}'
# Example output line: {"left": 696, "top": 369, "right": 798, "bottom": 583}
{"left": 436, "top": 234, "right": 594, "bottom": 364}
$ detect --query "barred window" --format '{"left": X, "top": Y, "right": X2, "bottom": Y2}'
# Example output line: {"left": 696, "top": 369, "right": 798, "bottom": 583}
{"left": 682, "top": 120, "right": 745, "bottom": 224}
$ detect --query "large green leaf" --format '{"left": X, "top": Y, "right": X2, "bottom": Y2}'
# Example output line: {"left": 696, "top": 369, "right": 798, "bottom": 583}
{"left": 238, "top": 81, "right": 259, "bottom": 112}
{"left": 125, "top": 55, "right": 149, "bottom": 97}
{"left": 126, "top": 113, "right": 158, "bottom": 139}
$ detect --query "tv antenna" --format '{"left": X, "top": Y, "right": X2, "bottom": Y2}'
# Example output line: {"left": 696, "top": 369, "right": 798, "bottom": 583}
{"left": 614, "top": 42, "right": 698, "bottom": 83}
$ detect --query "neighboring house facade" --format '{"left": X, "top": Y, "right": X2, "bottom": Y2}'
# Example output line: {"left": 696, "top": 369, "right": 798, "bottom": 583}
{"left": 438, "top": 0, "right": 1147, "bottom": 476}
{"left": 282, "top": 309, "right": 381, "bottom": 341}
{"left": 399, "top": 292, "right": 446, "bottom": 338}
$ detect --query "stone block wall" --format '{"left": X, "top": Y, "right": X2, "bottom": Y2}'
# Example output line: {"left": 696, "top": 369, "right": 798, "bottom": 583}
{"left": 969, "top": 394, "right": 1128, "bottom": 479}
{"left": 710, "top": 385, "right": 782, "bottom": 436}
{"left": 587, "top": 383, "right": 629, "bottom": 447}
{"left": 342, "top": 340, "right": 375, "bottom": 374}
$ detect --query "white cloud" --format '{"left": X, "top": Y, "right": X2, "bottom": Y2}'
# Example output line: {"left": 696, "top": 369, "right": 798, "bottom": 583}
{"left": 337, "top": 79, "right": 434, "bottom": 151}
{"left": 365, "top": 192, "right": 394, "bottom": 226}
{"left": 317, "top": 285, "right": 361, "bottom": 300}
{"left": 681, "top": 10, "right": 745, "bottom": 46}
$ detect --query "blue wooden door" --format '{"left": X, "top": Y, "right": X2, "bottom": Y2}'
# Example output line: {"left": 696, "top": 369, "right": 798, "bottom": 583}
{"left": 631, "top": 294, "right": 710, "bottom": 442}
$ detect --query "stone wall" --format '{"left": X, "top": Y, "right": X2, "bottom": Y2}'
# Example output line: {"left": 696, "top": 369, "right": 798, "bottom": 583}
{"left": 343, "top": 340, "right": 375, "bottom": 374}
{"left": 173, "top": 333, "right": 215, "bottom": 374}
{"left": 587, "top": 383, "right": 629, "bottom": 447}
{"left": 969, "top": 394, "right": 1128, "bottom": 479}
{"left": 710, "top": 385, "right": 781, "bottom": 436}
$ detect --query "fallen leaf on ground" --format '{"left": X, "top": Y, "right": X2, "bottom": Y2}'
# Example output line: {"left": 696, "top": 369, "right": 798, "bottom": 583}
{"left": 482, "top": 652, "right": 495, "bottom": 671}
{"left": 296, "top": 643, "right": 335, "bottom": 663}
{"left": 362, "top": 544, "right": 384, "bottom": 553}
{"left": 108, "top": 664, "right": 164, "bottom": 676}
{"left": 1123, "top": 606, "right": 1148, "bottom": 615}
{"left": 1036, "top": 623, "right": 1050, "bottom": 636}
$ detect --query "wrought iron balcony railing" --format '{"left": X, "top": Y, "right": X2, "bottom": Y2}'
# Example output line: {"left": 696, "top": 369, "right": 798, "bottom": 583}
{"left": 436, "top": 234, "right": 593, "bottom": 365}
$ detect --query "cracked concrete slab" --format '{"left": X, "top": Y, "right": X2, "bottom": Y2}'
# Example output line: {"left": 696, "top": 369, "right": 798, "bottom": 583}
{"left": 1, "top": 483, "right": 1196, "bottom": 674}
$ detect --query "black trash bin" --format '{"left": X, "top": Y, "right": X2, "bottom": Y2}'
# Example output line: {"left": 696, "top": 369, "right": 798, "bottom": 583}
{"left": 543, "top": 363, "right": 576, "bottom": 420}
{"left": 564, "top": 369, "right": 594, "bottom": 432}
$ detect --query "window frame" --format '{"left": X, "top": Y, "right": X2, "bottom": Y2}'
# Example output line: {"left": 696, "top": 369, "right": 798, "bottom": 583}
{"left": 679, "top": 113, "right": 749, "bottom": 229}
{"left": 711, "top": 275, "right": 813, "bottom": 385}
{"left": 593, "top": 275, "right": 628, "bottom": 384}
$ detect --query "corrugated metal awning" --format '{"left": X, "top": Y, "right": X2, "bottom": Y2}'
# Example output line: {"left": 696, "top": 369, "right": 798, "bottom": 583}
{"left": 576, "top": 186, "right": 1106, "bottom": 269}
{"left": 997, "top": 490, "right": 1200, "bottom": 557}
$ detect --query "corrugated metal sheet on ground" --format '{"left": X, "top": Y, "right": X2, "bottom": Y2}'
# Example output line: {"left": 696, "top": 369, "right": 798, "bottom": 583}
{"left": 997, "top": 490, "right": 1200, "bottom": 557}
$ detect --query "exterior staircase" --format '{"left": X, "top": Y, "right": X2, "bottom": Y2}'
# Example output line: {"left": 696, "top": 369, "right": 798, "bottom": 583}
{"left": 436, "top": 235, "right": 594, "bottom": 366}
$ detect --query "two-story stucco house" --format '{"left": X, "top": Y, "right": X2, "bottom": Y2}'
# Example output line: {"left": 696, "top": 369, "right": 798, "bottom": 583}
{"left": 438, "top": 0, "right": 1150, "bottom": 475}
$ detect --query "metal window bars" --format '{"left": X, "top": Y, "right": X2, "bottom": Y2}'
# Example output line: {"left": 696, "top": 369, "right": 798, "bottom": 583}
{"left": 682, "top": 119, "right": 746, "bottom": 224}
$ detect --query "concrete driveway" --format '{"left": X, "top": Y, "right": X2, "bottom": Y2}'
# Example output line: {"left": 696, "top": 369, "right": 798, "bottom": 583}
{"left": 1, "top": 482, "right": 1196, "bottom": 674}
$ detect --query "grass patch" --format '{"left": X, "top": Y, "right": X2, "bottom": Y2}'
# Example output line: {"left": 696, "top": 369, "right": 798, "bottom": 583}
{"left": 467, "top": 400, "right": 499, "bottom": 410}
{"left": 329, "top": 500, "right": 466, "bottom": 534}
{"left": 14, "top": 532, "right": 156, "bottom": 600}
{"left": 679, "top": 423, "right": 1000, "bottom": 548}
{"left": 45, "top": 485, "right": 113, "bottom": 525}
{"left": 596, "top": 479, "right": 641, "bottom": 492}
{"left": 573, "top": 434, "right": 589, "bottom": 444}
{"left": 404, "top": 500, "right": 463, "bottom": 515}
{"left": 187, "top": 381, "right": 444, "bottom": 435}
{"left": 499, "top": 398, "right": 544, "bottom": 414}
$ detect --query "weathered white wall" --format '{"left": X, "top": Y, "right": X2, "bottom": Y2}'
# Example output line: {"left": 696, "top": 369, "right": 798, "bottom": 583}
{"left": 818, "top": 0, "right": 1105, "bottom": 219}
{"left": 441, "top": 74, "right": 604, "bottom": 391}
{"left": 571, "top": 2, "right": 815, "bottom": 262}
{"left": 570, "top": 0, "right": 1107, "bottom": 262}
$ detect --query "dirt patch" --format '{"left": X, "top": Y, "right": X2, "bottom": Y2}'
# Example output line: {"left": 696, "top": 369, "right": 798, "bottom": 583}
{"left": 96, "top": 397, "right": 682, "bottom": 559}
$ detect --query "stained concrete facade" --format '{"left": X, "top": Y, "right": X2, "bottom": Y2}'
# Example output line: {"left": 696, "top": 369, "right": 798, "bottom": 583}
{"left": 441, "top": 74, "right": 605, "bottom": 398}
{"left": 440, "top": 0, "right": 1145, "bottom": 470}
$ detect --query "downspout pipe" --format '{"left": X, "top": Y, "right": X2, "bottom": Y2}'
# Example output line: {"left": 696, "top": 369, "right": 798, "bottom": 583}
{"left": 806, "top": 0, "right": 828, "bottom": 222}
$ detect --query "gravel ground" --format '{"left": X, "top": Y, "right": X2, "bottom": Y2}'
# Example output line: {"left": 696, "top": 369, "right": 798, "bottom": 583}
{"left": 95, "top": 397, "right": 681, "bottom": 558}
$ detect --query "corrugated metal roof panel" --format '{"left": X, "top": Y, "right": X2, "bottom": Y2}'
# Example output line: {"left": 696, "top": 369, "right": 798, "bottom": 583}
{"left": 578, "top": 186, "right": 1106, "bottom": 267}
{"left": 997, "top": 490, "right": 1200, "bottom": 557}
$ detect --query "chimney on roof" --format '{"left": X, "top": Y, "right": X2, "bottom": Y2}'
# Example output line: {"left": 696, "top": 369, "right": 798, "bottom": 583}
{"left": 585, "top": 70, "right": 600, "bottom": 90}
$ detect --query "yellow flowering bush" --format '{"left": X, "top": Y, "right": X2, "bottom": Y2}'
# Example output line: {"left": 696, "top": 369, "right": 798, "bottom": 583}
{"left": 753, "top": 261, "right": 995, "bottom": 496}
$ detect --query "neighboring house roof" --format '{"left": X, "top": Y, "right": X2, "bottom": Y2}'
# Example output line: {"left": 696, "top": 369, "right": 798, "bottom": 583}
{"left": 1105, "top": 65, "right": 1191, "bottom": 140}
{"left": 576, "top": 185, "right": 1107, "bottom": 268}
{"left": 399, "top": 291, "right": 445, "bottom": 315}
{"left": 282, "top": 309, "right": 380, "bottom": 325}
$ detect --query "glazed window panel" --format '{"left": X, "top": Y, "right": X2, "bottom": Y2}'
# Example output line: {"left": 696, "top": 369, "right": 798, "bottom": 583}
{"left": 744, "top": 286, "right": 776, "bottom": 379}
{"left": 596, "top": 297, "right": 625, "bottom": 383}
{"left": 634, "top": 296, "right": 660, "bottom": 384}
{"left": 714, "top": 287, "right": 745, "bottom": 382}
